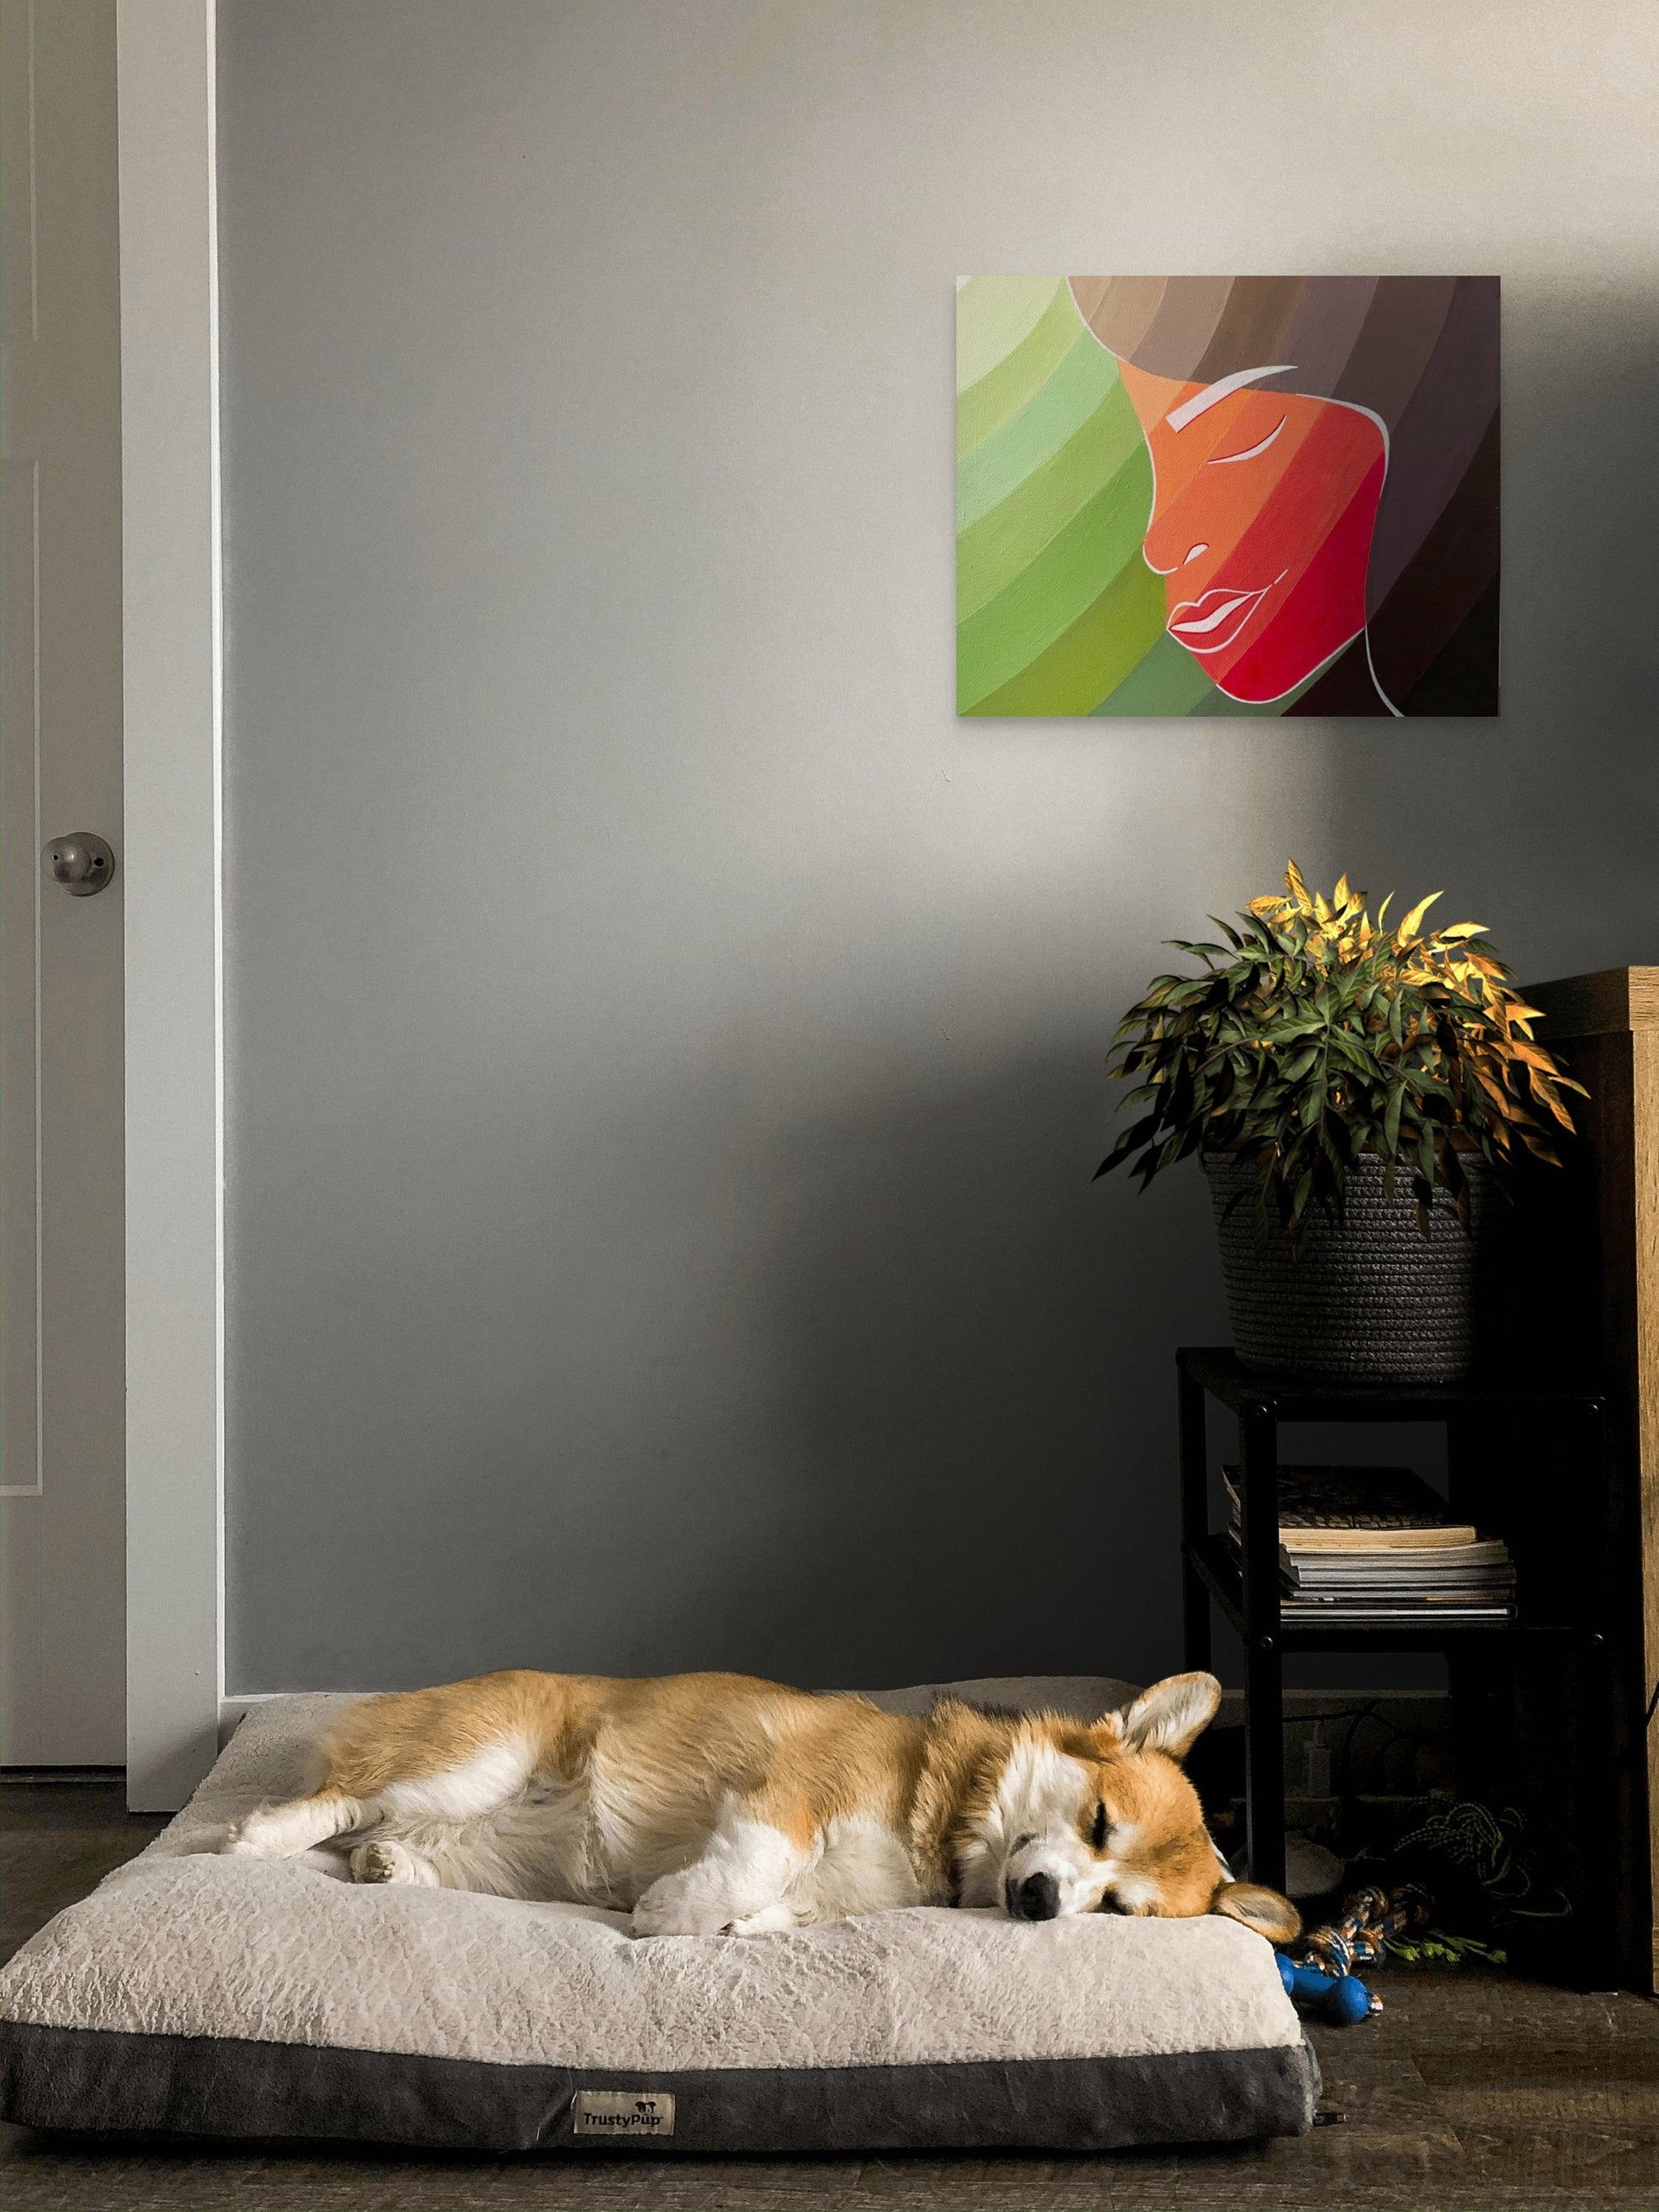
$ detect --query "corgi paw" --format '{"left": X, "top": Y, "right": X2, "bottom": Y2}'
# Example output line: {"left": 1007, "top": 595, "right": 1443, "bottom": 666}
{"left": 349, "top": 1839, "right": 435, "bottom": 1887}
{"left": 222, "top": 1811, "right": 280, "bottom": 1857}
{"left": 632, "top": 1873, "right": 734, "bottom": 1938}
{"left": 725, "top": 1903, "right": 799, "bottom": 1935}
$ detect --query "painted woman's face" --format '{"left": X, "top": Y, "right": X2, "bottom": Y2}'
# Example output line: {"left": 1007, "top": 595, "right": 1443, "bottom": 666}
{"left": 1116, "top": 361, "right": 1386, "bottom": 704}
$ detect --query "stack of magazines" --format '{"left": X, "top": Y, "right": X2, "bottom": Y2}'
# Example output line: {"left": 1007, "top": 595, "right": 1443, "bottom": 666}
{"left": 1223, "top": 1464, "right": 1517, "bottom": 1622}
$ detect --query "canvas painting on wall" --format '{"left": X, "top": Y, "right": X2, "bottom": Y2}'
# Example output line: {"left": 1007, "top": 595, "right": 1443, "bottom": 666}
{"left": 956, "top": 277, "right": 1500, "bottom": 718}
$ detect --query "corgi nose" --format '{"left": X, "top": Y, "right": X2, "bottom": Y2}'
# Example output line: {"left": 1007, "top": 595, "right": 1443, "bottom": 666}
{"left": 1009, "top": 1872, "right": 1060, "bottom": 1921}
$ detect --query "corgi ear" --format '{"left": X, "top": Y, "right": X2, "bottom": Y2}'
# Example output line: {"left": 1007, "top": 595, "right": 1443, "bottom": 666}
{"left": 1116, "top": 1672, "right": 1222, "bottom": 1761}
{"left": 1211, "top": 1880, "right": 1301, "bottom": 1945}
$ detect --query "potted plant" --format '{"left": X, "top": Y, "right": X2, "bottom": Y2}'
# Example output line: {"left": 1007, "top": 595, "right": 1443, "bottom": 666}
{"left": 1095, "top": 863, "right": 1585, "bottom": 1383}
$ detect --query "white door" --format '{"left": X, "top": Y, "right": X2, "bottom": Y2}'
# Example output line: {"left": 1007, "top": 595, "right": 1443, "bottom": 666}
{"left": 1, "top": 0, "right": 125, "bottom": 1763}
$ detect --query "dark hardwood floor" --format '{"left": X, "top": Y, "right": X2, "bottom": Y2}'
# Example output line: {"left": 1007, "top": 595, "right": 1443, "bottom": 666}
{"left": 4, "top": 1773, "right": 1658, "bottom": 2210}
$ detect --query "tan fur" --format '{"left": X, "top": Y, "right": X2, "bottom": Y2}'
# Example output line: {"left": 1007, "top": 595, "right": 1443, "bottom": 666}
{"left": 225, "top": 1667, "right": 1298, "bottom": 1943}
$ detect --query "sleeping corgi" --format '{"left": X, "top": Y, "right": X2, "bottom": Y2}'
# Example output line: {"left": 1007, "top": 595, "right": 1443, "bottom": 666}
{"left": 224, "top": 1666, "right": 1298, "bottom": 1943}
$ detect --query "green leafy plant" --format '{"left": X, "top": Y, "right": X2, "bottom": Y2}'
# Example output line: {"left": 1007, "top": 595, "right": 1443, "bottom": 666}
{"left": 1095, "top": 863, "right": 1585, "bottom": 1241}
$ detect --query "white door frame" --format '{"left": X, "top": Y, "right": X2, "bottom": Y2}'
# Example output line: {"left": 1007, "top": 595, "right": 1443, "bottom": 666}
{"left": 118, "top": 0, "right": 223, "bottom": 1810}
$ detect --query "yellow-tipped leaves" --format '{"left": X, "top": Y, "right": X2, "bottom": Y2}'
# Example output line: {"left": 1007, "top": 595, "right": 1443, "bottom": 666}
{"left": 1397, "top": 892, "right": 1442, "bottom": 941}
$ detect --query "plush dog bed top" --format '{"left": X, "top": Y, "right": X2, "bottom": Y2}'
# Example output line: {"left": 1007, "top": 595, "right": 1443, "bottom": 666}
{"left": 0, "top": 1679, "right": 1319, "bottom": 2154}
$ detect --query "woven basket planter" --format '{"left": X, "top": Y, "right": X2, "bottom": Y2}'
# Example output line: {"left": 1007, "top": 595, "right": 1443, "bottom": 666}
{"left": 1204, "top": 1151, "right": 1495, "bottom": 1385}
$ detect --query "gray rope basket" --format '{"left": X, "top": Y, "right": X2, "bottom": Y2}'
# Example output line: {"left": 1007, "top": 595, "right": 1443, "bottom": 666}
{"left": 1205, "top": 1151, "right": 1494, "bottom": 1385}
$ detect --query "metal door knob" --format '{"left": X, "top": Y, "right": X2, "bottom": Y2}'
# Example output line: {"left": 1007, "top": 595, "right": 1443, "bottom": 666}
{"left": 43, "top": 832, "right": 116, "bottom": 895}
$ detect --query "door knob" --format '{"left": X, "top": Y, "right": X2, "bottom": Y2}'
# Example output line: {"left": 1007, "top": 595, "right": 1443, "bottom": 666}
{"left": 43, "top": 832, "right": 116, "bottom": 896}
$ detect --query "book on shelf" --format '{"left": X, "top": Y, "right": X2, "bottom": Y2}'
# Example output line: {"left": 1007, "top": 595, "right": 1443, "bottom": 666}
{"left": 1277, "top": 1596, "right": 1517, "bottom": 1623}
{"left": 1222, "top": 1534, "right": 1516, "bottom": 1596}
{"left": 1223, "top": 1520, "right": 1512, "bottom": 1579}
{"left": 1263, "top": 1523, "right": 1482, "bottom": 1553}
{"left": 1222, "top": 1463, "right": 1476, "bottom": 1547}
{"left": 1282, "top": 1565, "right": 1514, "bottom": 1595}
{"left": 1273, "top": 1536, "right": 1511, "bottom": 1571}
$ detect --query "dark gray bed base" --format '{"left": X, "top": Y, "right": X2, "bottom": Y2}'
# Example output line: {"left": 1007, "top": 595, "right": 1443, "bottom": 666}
{"left": 0, "top": 2021, "right": 1319, "bottom": 2153}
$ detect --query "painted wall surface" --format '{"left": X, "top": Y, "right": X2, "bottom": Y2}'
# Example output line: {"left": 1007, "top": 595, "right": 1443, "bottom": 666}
{"left": 218, "top": 0, "right": 1659, "bottom": 1693}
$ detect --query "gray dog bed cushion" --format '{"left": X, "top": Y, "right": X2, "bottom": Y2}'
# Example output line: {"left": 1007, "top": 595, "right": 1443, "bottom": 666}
{"left": 0, "top": 1679, "right": 1319, "bottom": 2154}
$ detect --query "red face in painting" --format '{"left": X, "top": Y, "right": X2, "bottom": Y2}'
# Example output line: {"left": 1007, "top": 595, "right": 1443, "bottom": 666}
{"left": 1116, "top": 361, "right": 1387, "bottom": 703}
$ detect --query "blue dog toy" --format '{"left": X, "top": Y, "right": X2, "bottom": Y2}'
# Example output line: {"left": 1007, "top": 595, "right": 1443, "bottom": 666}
{"left": 1275, "top": 1883, "right": 1431, "bottom": 2024}
{"left": 1275, "top": 1950, "right": 1372, "bottom": 2024}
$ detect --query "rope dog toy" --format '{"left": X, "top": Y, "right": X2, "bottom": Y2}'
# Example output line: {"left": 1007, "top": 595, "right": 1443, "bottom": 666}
{"left": 1276, "top": 1884, "right": 1431, "bottom": 2024}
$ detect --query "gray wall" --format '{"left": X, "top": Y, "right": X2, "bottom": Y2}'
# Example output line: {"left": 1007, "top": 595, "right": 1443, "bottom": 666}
{"left": 219, "top": 0, "right": 1659, "bottom": 1694}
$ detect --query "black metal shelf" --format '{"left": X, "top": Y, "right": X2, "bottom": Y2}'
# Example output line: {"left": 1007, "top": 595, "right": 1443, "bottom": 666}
{"left": 1176, "top": 1346, "right": 1610, "bottom": 1915}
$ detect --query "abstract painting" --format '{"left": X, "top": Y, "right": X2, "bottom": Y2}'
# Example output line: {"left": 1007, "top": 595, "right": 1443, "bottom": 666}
{"left": 957, "top": 277, "right": 1499, "bottom": 717}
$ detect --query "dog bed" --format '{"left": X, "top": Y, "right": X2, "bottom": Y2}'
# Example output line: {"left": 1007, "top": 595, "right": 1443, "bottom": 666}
{"left": 0, "top": 1678, "right": 1319, "bottom": 2153}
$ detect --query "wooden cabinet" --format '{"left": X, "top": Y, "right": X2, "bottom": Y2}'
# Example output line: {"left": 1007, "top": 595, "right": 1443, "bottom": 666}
{"left": 1527, "top": 967, "right": 1659, "bottom": 1986}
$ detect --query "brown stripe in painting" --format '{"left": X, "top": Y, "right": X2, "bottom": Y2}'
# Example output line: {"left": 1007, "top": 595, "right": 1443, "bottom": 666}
{"left": 1190, "top": 278, "right": 1307, "bottom": 388}
{"left": 1367, "top": 409, "right": 1501, "bottom": 704}
{"left": 1276, "top": 278, "right": 1380, "bottom": 404}
{"left": 1365, "top": 279, "right": 1500, "bottom": 612}
{"left": 1332, "top": 276, "right": 1458, "bottom": 431}
{"left": 1401, "top": 575, "right": 1500, "bottom": 715}
{"left": 1126, "top": 278, "right": 1234, "bottom": 382}
{"left": 1067, "top": 277, "right": 1166, "bottom": 361}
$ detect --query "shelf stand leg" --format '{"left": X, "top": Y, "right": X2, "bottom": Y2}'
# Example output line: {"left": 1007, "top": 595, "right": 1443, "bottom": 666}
{"left": 1240, "top": 1405, "right": 1286, "bottom": 1897}
{"left": 1178, "top": 1363, "right": 1211, "bottom": 1674}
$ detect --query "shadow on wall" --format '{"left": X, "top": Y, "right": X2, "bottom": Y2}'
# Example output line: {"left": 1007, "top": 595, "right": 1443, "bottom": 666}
{"left": 1495, "top": 294, "right": 1659, "bottom": 955}
{"left": 715, "top": 1059, "right": 1451, "bottom": 1702}
{"left": 725, "top": 1048, "right": 1228, "bottom": 1690}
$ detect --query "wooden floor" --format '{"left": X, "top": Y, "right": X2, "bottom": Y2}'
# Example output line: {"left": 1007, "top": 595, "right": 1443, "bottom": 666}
{"left": 4, "top": 1775, "right": 1659, "bottom": 2210}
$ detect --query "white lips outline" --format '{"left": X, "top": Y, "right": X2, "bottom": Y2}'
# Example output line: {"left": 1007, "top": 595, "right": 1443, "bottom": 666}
{"left": 1166, "top": 569, "right": 1288, "bottom": 656}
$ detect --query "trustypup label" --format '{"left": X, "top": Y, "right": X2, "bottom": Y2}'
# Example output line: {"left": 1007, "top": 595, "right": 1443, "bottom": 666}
{"left": 572, "top": 2089, "right": 676, "bottom": 2139}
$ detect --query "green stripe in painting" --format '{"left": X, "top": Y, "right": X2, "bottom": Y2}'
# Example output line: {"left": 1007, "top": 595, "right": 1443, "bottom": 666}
{"left": 1192, "top": 688, "right": 1292, "bottom": 718}
{"left": 955, "top": 277, "right": 1063, "bottom": 395}
{"left": 1091, "top": 630, "right": 1217, "bottom": 717}
{"left": 956, "top": 446, "right": 1153, "bottom": 709}
{"left": 1185, "top": 659, "right": 1327, "bottom": 716}
{"left": 963, "top": 556, "right": 1165, "bottom": 717}
{"left": 957, "top": 332, "right": 1122, "bottom": 532}
{"left": 957, "top": 282, "right": 1086, "bottom": 458}
{"left": 956, "top": 378, "right": 1145, "bottom": 620}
